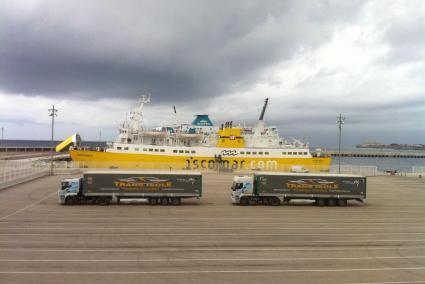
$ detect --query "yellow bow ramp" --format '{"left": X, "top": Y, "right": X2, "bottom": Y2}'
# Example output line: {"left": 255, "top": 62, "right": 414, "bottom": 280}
{"left": 56, "top": 133, "right": 79, "bottom": 152}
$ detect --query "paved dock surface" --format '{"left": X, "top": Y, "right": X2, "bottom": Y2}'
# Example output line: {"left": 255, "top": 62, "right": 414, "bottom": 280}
{"left": 0, "top": 173, "right": 424, "bottom": 284}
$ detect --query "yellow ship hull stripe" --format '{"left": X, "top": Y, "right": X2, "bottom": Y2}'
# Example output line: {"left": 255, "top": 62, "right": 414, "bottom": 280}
{"left": 70, "top": 150, "right": 331, "bottom": 171}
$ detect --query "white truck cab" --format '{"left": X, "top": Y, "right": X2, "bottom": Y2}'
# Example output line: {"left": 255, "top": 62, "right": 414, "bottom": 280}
{"left": 58, "top": 178, "right": 82, "bottom": 204}
{"left": 230, "top": 175, "right": 254, "bottom": 204}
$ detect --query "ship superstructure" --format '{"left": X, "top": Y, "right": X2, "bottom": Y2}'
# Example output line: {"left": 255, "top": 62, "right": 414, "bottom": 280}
{"left": 69, "top": 96, "right": 331, "bottom": 171}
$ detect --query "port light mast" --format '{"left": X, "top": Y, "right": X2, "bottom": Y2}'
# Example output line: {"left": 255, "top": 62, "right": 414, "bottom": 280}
{"left": 336, "top": 113, "right": 345, "bottom": 174}
{"left": 48, "top": 105, "right": 58, "bottom": 176}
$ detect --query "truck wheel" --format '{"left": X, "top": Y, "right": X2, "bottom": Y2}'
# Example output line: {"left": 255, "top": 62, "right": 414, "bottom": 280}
{"left": 149, "top": 198, "right": 158, "bottom": 205}
{"left": 316, "top": 199, "right": 326, "bottom": 206}
{"left": 248, "top": 198, "right": 257, "bottom": 205}
{"left": 269, "top": 197, "right": 280, "bottom": 206}
{"left": 240, "top": 197, "right": 249, "bottom": 205}
{"left": 64, "top": 196, "right": 74, "bottom": 205}
{"left": 337, "top": 199, "right": 347, "bottom": 207}
{"left": 160, "top": 197, "right": 169, "bottom": 205}
{"left": 327, "top": 199, "right": 336, "bottom": 206}
{"left": 171, "top": 197, "right": 181, "bottom": 206}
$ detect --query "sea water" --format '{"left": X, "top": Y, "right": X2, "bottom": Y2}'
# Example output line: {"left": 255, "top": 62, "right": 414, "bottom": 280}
{"left": 326, "top": 147, "right": 425, "bottom": 172}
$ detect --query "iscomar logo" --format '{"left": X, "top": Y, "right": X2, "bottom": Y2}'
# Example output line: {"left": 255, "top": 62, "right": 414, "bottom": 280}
{"left": 286, "top": 179, "right": 339, "bottom": 190}
{"left": 114, "top": 177, "right": 172, "bottom": 190}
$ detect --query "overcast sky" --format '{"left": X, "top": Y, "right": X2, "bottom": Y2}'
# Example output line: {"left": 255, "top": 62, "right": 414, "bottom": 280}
{"left": 0, "top": 0, "right": 424, "bottom": 147}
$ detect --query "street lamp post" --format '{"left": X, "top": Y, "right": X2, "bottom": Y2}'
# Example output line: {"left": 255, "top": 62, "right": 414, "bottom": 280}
{"left": 336, "top": 113, "right": 345, "bottom": 174}
{"left": 0, "top": 127, "right": 3, "bottom": 150}
{"left": 48, "top": 105, "right": 58, "bottom": 176}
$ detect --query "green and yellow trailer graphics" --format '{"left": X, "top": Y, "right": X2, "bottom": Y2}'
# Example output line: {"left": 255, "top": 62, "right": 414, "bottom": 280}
{"left": 82, "top": 171, "right": 202, "bottom": 199}
{"left": 254, "top": 172, "right": 366, "bottom": 200}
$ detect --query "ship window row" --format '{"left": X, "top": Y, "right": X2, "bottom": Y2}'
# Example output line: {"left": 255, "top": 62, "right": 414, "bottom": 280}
{"left": 173, "top": 149, "right": 196, "bottom": 154}
{"left": 239, "top": 151, "right": 270, "bottom": 155}
{"left": 116, "top": 146, "right": 165, "bottom": 153}
{"left": 282, "top": 151, "right": 308, "bottom": 155}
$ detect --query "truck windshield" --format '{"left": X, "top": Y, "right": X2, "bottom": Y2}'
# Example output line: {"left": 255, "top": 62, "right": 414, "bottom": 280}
{"left": 231, "top": 182, "right": 243, "bottom": 191}
{"left": 61, "top": 182, "right": 69, "bottom": 190}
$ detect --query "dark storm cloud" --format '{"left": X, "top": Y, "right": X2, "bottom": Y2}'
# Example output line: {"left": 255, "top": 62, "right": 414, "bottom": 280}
{"left": 0, "top": 0, "right": 365, "bottom": 102}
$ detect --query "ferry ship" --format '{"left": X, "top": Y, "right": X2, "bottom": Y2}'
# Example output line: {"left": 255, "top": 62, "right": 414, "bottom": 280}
{"left": 68, "top": 96, "right": 331, "bottom": 172}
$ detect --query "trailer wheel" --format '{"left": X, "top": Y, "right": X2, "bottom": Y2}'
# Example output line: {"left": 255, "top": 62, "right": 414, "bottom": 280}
{"left": 337, "top": 199, "right": 347, "bottom": 207}
{"left": 316, "top": 199, "right": 326, "bottom": 206}
{"left": 171, "top": 197, "right": 181, "bottom": 206}
{"left": 327, "top": 199, "right": 337, "bottom": 206}
{"left": 149, "top": 198, "right": 158, "bottom": 205}
{"left": 160, "top": 197, "right": 169, "bottom": 205}
{"left": 269, "top": 197, "right": 280, "bottom": 206}
{"left": 240, "top": 197, "right": 249, "bottom": 205}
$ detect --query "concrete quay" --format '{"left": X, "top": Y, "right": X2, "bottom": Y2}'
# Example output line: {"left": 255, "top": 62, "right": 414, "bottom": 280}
{"left": 0, "top": 173, "right": 424, "bottom": 284}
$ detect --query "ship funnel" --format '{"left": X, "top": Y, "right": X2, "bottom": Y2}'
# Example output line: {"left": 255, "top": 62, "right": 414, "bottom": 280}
{"left": 259, "top": 98, "right": 269, "bottom": 121}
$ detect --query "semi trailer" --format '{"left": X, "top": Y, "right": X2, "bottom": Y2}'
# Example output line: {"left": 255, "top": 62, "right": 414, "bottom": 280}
{"left": 231, "top": 172, "right": 366, "bottom": 206}
{"left": 59, "top": 171, "right": 202, "bottom": 205}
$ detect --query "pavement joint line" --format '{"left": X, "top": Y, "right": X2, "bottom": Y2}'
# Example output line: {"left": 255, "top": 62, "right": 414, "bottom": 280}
{"left": 346, "top": 281, "right": 425, "bottom": 284}
{"left": 0, "top": 267, "right": 424, "bottom": 274}
{"left": 1, "top": 232, "right": 425, "bottom": 236}
{"left": 0, "top": 192, "right": 57, "bottom": 221}
{"left": 1, "top": 219, "right": 424, "bottom": 221}
{"left": 1, "top": 239, "right": 425, "bottom": 244}
{"left": 1, "top": 227, "right": 424, "bottom": 231}
{"left": 1, "top": 246, "right": 425, "bottom": 252}
{"left": 2, "top": 222, "right": 424, "bottom": 226}
{"left": 0, "top": 256, "right": 424, "bottom": 262}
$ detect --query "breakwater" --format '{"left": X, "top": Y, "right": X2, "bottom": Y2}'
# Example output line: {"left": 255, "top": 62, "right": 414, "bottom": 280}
{"left": 327, "top": 150, "right": 425, "bottom": 158}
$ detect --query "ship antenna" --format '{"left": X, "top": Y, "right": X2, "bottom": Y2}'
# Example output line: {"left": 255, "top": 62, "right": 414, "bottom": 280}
{"left": 259, "top": 98, "right": 269, "bottom": 121}
{"left": 172, "top": 105, "right": 180, "bottom": 127}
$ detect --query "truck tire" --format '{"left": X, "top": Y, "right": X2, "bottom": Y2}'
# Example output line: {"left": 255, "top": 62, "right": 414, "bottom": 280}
{"left": 64, "top": 196, "right": 74, "bottom": 205}
{"left": 149, "top": 198, "right": 158, "bottom": 205}
{"left": 171, "top": 197, "right": 181, "bottom": 206}
{"left": 269, "top": 197, "right": 280, "bottom": 206}
{"left": 248, "top": 198, "right": 257, "bottom": 205}
{"left": 327, "top": 199, "right": 336, "bottom": 206}
{"left": 160, "top": 197, "right": 169, "bottom": 205}
{"left": 240, "top": 197, "right": 249, "bottom": 205}
{"left": 337, "top": 199, "right": 347, "bottom": 207}
{"left": 316, "top": 199, "right": 326, "bottom": 206}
